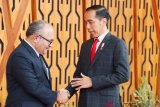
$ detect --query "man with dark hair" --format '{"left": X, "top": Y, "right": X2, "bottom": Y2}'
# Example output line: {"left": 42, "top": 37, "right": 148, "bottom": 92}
{"left": 86, "top": 5, "right": 110, "bottom": 27}
{"left": 58, "top": 5, "right": 130, "bottom": 107}
{"left": 5, "top": 20, "right": 68, "bottom": 107}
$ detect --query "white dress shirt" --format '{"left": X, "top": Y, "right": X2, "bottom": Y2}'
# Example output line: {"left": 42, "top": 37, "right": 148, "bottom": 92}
{"left": 96, "top": 30, "right": 109, "bottom": 51}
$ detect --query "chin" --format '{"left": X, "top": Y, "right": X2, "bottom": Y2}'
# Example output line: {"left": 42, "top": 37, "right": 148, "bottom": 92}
{"left": 90, "top": 35, "right": 96, "bottom": 38}
{"left": 40, "top": 51, "right": 46, "bottom": 55}
{"left": 43, "top": 51, "right": 47, "bottom": 55}
{"left": 90, "top": 34, "right": 94, "bottom": 38}
{"left": 44, "top": 50, "right": 49, "bottom": 54}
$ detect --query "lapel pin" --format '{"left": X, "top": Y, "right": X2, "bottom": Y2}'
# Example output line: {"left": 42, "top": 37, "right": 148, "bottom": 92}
{"left": 100, "top": 43, "right": 105, "bottom": 50}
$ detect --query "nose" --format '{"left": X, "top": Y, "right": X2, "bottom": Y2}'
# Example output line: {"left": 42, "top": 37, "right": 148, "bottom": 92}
{"left": 86, "top": 23, "right": 90, "bottom": 29}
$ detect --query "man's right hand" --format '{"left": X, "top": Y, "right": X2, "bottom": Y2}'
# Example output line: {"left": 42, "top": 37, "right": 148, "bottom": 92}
{"left": 57, "top": 89, "right": 70, "bottom": 104}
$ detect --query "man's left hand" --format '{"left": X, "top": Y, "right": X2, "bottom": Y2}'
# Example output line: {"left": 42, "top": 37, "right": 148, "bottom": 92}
{"left": 71, "top": 73, "right": 92, "bottom": 90}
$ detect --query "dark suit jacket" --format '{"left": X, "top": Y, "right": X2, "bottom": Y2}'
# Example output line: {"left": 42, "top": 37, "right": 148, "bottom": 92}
{"left": 66, "top": 33, "right": 130, "bottom": 107}
{"left": 5, "top": 40, "right": 57, "bottom": 107}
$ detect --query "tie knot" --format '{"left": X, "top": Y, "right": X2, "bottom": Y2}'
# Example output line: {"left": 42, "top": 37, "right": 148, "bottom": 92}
{"left": 39, "top": 55, "right": 42, "bottom": 60}
{"left": 94, "top": 38, "right": 99, "bottom": 43}
{"left": 39, "top": 55, "right": 44, "bottom": 63}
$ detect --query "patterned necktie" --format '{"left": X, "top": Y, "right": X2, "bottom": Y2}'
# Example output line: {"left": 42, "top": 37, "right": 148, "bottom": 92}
{"left": 39, "top": 55, "right": 50, "bottom": 79}
{"left": 90, "top": 38, "right": 99, "bottom": 63}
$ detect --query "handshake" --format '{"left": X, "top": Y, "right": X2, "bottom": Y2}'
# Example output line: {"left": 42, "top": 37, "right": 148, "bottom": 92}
{"left": 57, "top": 89, "right": 70, "bottom": 104}
{"left": 56, "top": 73, "right": 92, "bottom": 104}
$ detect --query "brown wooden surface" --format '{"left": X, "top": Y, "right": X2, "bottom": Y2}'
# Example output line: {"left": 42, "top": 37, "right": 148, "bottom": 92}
{"left": 0, "top": 0, "right": 160, "bottom": 107}
{"left": 151, "top": 0, "right": 160, "bottom": 99}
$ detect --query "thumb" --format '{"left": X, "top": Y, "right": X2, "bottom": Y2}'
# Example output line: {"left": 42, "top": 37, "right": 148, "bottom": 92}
{"left": 81, "top": 73, "right": 87, "bottom": 78}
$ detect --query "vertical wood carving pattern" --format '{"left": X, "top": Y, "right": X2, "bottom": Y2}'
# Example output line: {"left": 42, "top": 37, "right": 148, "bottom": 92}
{"left": 0, "top": 0, "right": 159, "bottom": 107}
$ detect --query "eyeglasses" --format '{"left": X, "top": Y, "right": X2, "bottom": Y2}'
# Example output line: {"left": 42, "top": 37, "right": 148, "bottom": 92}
{"left": 38, "top": 35, "right": 53, "bottom": 45}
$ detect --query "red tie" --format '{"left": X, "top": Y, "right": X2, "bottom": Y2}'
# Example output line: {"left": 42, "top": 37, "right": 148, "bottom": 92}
{"left": 90, "top": 38, "right": 99, "bottom": 63}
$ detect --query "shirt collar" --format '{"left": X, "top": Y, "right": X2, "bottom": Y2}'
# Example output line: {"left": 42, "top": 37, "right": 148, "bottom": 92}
{"left": 97, "top": 30, "right": 109, "bottom": 43}
{"left": 24, "top": 39, "right": 39, "bottom": 57}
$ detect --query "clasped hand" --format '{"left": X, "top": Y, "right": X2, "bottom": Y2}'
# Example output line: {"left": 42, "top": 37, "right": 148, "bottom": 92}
{"left": 57, "top": 73, "right": 92, "bottom": 104}
{"left": 57, "top": 89, "right": 69, "bottom": 104}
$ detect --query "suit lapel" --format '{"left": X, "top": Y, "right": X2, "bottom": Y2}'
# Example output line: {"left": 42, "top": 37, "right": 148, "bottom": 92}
{"left": 90, "top": 33, "right": 111, "bottom": 66}
{"left": 21, "top": 40, "right": 51, "bottom": 86}
{"left": 39, "top": 55, "right": 52, "bottom": 86}
{"left": 38, "top": 56, "right": 52, "bottom": 87}
{"left": 22, "top": 40, "right": 45, "bottom": 75}
{"left": 21, "top": 40, "right": 39, "bottom": 59}
{"left": 86, "top": 39, "right": 94, "bottom": 65}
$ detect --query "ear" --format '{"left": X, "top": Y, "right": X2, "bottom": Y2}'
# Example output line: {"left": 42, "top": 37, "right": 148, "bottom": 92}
{"left": 102, "top": 18, "right": 107, "bottom": 25}
{"left": 33, "top": 35, "right": 39, "bottom": 42}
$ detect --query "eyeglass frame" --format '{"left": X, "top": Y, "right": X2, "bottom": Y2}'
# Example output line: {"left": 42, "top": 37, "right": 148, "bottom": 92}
{"left": 38, "top": 35, "right": 53, "bottom": 45}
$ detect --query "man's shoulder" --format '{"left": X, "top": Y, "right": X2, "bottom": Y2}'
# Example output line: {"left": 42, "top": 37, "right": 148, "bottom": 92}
{"left": 79, "top": 39, "right": 91, "bottom": 48}
{"left": 109, "top": 33, "right": 124, "bottom": 43}
{"left": 10, "top": 42, "right": 29, "bottom": 59}
{"left": 14, "top": 42, "right": 27, "bottom": 52}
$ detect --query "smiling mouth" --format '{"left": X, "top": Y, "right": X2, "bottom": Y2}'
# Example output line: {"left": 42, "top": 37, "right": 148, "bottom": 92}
{"left": 89, "top": 31, "right": 94, "bottom": 34}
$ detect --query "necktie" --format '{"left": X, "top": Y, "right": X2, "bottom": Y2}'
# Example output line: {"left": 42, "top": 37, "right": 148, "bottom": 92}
{"left": 39, "top": 56, "right": 50, "bottom": 79}
{"left": 90, "top": 38, "right": 99, "bottom": 63}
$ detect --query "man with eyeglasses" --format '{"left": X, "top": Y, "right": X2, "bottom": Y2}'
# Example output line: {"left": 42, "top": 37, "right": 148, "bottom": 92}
{"left": 5, "top": 20, "right": 68, "bottom": 107}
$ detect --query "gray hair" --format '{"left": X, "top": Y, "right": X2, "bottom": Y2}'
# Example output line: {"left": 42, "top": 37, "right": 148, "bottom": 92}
{"left": 26, "top": 20, "right": 52, "bottom": 37}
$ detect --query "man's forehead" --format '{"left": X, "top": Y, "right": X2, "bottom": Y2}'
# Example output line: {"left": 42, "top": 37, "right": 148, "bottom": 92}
{"left": 84, "top": 11, "right": 96, "bottom": 19}
{"left": 85, "top": 10, "right": 96, "bottom": 15}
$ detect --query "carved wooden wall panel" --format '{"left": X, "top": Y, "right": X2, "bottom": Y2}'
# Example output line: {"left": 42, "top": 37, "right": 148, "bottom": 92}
{"left": 0, "top": 0, "right": 160, "bottom": 107}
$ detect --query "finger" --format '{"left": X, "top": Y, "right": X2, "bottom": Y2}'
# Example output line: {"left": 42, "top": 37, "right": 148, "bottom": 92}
{"left": 57, "top": 98, "right": 62, "bottom": 104}
{"left": 72, "top": 78, "right": 82, "bottom": 81}
{"left": 71, "top": 80, "right": 80, "bottom": 84}
{"left": 57, "top": 90, "right": 60, "bottom": 93}
{"left": 58, "top": 89, "right": 65, "bottom": 94}
{"left": 71, "top": 80, "right": 82, "bottom": 85}
{"left": 61, "top": 100, "right": 67, "bottom": 104}
{"left": 59, "top": 96, "right": 68, "bottom": 104}
{"left": 57, "top": 96, "right": 67, "bottom": 104}
{"left": 71, "top": 83, "right": 82, "bottom": 87}
{"left": 72, "top": 84, "right": 81, "bottom": 87}
{"left": 58, "top": 101, "right": 65, "bottom": 105}
{"left": 71, "top": 80, "right": 83, "bottom": 86}
{"left": 60, "top": 89, "right": 67, "bottom": 94}
{"left": 81, "top": 73, "right": 87, "bottom": 78}
{"left": 75, "top": 85, "right": 83, "bottom": 90}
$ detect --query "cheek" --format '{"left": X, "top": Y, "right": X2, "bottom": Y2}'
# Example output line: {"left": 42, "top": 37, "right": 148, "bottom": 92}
{"left": 92, "top": 26, "right": 99, "bottom": 33}
{"left": 42, "top": 41, "right": 48, "bottom": 47}
{"left": 96, "top": 24, "right": 101, "bottom": 31}
{"left": 92, "top": 23, "right": 99, "bottom": 30}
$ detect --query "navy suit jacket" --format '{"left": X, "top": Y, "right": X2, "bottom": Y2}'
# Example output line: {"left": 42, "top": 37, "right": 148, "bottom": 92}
{"left": 5, "top": 40, "right": 57, "bottom": 107}
{"left": 66, "top": 33, "right": 130, "bottom": 107}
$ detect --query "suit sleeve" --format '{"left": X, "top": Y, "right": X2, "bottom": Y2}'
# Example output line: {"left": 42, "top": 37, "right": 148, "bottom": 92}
{"left": 91, "top": 40, "right": 130, "bottom": 89}
{"left": 66, "top": 43, "right": 85, "bottom": 97}
{"left": 12, "top": 54, "right": 57, "bottom": 106}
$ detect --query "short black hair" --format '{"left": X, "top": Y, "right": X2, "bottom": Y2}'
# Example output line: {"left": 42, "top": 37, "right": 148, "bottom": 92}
{"left": 86, "top": 5, "right": 110, "bottom": 25}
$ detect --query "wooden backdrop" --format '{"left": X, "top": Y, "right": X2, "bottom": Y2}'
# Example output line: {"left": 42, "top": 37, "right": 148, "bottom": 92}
{"left": 0, "top": 0, "right": 160, "bottom": 107}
